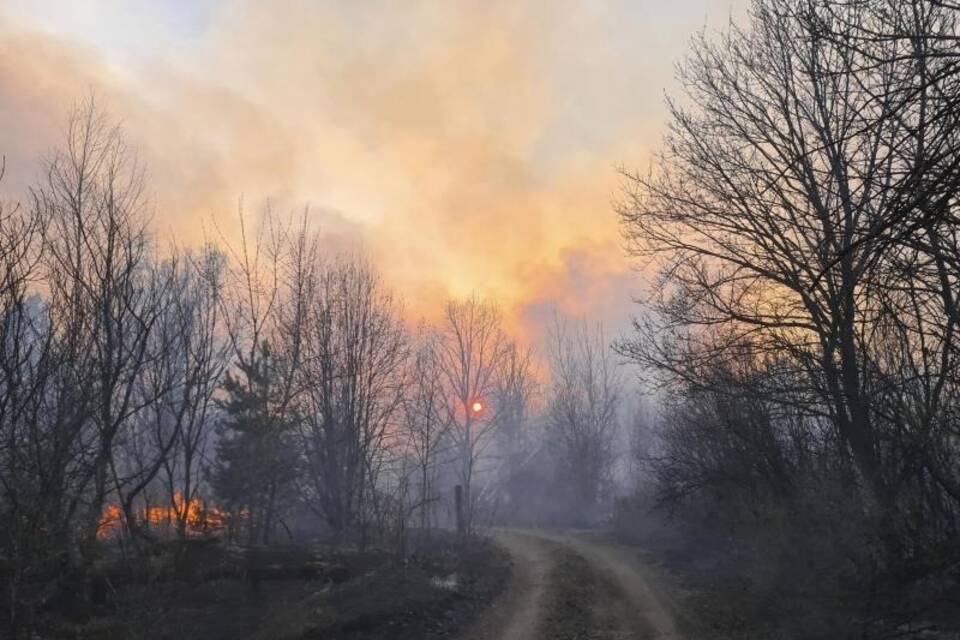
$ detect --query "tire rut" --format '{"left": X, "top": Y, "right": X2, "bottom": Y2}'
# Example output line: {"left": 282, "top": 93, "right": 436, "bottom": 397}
{"left": 459, "top": 529, "right": 683, "bottom": 640}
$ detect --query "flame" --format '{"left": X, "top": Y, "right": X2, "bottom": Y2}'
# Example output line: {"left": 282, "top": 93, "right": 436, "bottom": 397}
{"left": 97, "top": 493, "right": 228, "bottom": 539}
{"left": 97, "top": 504, "right": 123, "bottom": 538}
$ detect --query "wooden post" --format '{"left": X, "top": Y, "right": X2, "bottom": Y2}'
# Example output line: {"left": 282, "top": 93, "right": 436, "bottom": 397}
{"left": 455, "top": 485, "right": 464, "bottom": 538}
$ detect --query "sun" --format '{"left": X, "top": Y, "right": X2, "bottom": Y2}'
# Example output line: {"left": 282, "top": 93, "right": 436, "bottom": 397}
{"left": 471, "top": 401, "right": 483, "bottom": 413}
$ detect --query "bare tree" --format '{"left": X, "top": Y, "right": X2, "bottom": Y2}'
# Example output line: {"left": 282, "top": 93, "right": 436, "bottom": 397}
{"left": 546, "top": 315, "right": 621, "bottom": 521}
{"left": 808, "top": 1, "right": 960, "bottom": 265}
{"left": 434, "top": 296, "right": 511, "bottom": 534}
{"left": 0, "top": 159, "right": 55, "bottom": 630}
{"left": 161, "top": 247, "right": 229, "bottom": 539}
{"left": 108, "top": 258, "right": 181, "bottom": 550}
{"left": 486, "top": 342, "right": 539, "bottom": 522}
{"left": 618, "top": 0, "right": 925, "bottom": 510}
{"left": 35, "top": 97, "right": 168, "bottom": 555}
{"left": 291, "top": 254, "right": 408, "bottom": 543}
{"left": 616, "top": 0, "right": 960, "bottom": 593}
{"left": 400, "top": 328, "right": 450, "bottom": 532}
{"left": 217, "top": 204, "right": 285, "bottom": 381}
{"left": 109, "top": 247, "right": 230, "bottom": 542}
{"left": 211, "top": 206, "right": 296, "bottom": 544}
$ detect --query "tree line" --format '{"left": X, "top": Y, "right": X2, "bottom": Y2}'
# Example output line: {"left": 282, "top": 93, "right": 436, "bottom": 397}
{"left": 0, "top": 98, "right": 627, "bottom": 630}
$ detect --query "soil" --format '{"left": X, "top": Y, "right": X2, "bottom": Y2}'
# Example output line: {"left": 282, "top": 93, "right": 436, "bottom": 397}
{"left": 458, "top": 528, "right": 685, "bottom": 640}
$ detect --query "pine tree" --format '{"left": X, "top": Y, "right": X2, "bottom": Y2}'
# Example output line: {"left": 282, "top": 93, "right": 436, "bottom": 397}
{"left": 212, "top": 342, "right": 298, "bottom": 544}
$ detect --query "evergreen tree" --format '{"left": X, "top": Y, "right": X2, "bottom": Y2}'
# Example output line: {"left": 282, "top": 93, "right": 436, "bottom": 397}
{"left": 212, "top": 342, "right": 298, "bottom": 544}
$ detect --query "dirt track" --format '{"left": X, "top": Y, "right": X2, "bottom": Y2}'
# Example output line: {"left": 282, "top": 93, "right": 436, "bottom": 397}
{"left": 459, "top": 529, "right": 684, "bottom": 640}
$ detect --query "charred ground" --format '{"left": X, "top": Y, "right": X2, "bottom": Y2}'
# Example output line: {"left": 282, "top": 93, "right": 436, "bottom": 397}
{"left": 13, "top": 532, "right": 509, "bottom": 640}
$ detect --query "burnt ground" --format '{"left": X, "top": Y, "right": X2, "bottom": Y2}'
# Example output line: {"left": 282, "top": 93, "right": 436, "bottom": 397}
{"left": 614, "top": 516, "right": 960, "bottom": 640}
{"left": 21, "top": 533, "right": 510, "bottom": 640}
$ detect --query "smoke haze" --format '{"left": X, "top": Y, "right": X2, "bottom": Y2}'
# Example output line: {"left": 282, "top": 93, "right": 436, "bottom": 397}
{"left": 0, "top": 0, "right": 746, "bottom": 340}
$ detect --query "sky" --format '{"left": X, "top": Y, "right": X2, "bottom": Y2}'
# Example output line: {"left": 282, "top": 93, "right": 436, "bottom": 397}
{"left": 0, "top": 0, "right": 746, "bottom": 344}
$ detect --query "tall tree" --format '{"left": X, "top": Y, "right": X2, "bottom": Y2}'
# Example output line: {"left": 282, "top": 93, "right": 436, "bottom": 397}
{"left": 488, "top": 342, "right": 539, "bottom": 521}
{"left": 290, "top": 256, "right": 408, "bottom": 541}
{"left": 161, "top": 247, "right": 229, "bottom": 539}
{"left": 547, "top": 316, "right": 620, "bottom": 520}
{"left": 35, "top": 97, "right": 168, "bottom": 554}
{"left": 434, "top": 296, "right": 511, "bottom": 533}
{"left": 617, "top": 0, "right": 960, "bottom": 552}
{"left": 0, "top": 159, "right": 56, "bottom": 631}
{"left": 401, "top": 329, "right": 450, "bottom": 532}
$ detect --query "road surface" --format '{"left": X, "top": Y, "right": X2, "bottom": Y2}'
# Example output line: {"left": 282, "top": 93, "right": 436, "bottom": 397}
{"left": 459, "top": 529, "right": 684, "bottom": 640}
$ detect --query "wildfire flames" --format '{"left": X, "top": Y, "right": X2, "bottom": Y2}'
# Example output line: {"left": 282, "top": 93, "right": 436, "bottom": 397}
{"left": 98, "top": 493, "right": 227, "bottom": 539}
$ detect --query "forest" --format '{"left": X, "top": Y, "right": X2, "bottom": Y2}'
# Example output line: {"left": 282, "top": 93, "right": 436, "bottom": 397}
{"left": 2, "top": 0, "right": 960, "bottom": 638}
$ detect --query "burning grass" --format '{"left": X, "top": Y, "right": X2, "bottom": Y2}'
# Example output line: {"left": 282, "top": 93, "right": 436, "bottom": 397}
{"left": 97, "top": 494, "right": 229, "bottom": 540}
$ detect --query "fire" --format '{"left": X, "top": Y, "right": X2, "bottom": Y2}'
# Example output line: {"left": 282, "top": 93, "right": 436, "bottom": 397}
{"left": 98, "top": 504, "right": 123, "bottom": 538}
{"left": 97, "top": 493, "right": 228, "bottom": 539}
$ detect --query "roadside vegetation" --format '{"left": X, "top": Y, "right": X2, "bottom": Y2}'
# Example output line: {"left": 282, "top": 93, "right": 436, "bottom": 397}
{"left": 615, "top": 1, "right": 960, "bottom": 637}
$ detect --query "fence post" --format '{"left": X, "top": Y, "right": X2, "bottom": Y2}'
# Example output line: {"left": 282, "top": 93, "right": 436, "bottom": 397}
{"left": 455, "top": 485, "right": 464, "bottom": 538}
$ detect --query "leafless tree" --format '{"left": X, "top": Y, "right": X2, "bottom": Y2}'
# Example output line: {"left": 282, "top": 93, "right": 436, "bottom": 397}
{"left": 617, "top": 0, "right": 960, "bottom": 571}
{"left": 160, "top": 246, "right": 229, "bottom": 539}
{"left": 434, "top": 296, "right": 511, "bottom": 534}
{"left": 546, "top": 315, "right": 621, "bottom": 520}
{"left": 486, "top": 342, "right": 539, "bottom": 522}
{"left": 108, "top": 258, "right": 181, "bottom": 550}
{"left": 620, "top": 0, "right": 890, "bottom": 508}
{"left": 211, "top": 206, "right": 298, "bottom": 544}
{"left": 35, "top": 97, "right": 168, "bottom": 555}
{"left": 290, "top": 253, "right": 408, "bottom": 542}
{"left": 217, "top": 204, "right": 285, "bottom": 382}
{"left": 0, "top": 158, "right": 55, "bottom": 629}
{"left": 400, "top": 328, "right": 450, "bottom": 532}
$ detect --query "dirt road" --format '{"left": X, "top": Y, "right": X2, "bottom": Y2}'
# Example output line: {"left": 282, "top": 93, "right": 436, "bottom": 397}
{"left": 459, "top": 529, "right": 684, "bottom": 640}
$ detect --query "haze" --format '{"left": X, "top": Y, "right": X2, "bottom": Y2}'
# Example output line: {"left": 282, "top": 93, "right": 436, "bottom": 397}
{"left": 0, "top": 0, "right": 744, "bottom": 339}
{"left": 5, "top": 2, "right": 957, "bottom": 640}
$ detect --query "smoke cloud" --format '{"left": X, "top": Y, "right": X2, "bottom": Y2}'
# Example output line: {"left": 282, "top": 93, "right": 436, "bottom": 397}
{"left": 0, "top": 0, "right": 745, "bottom": 340}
